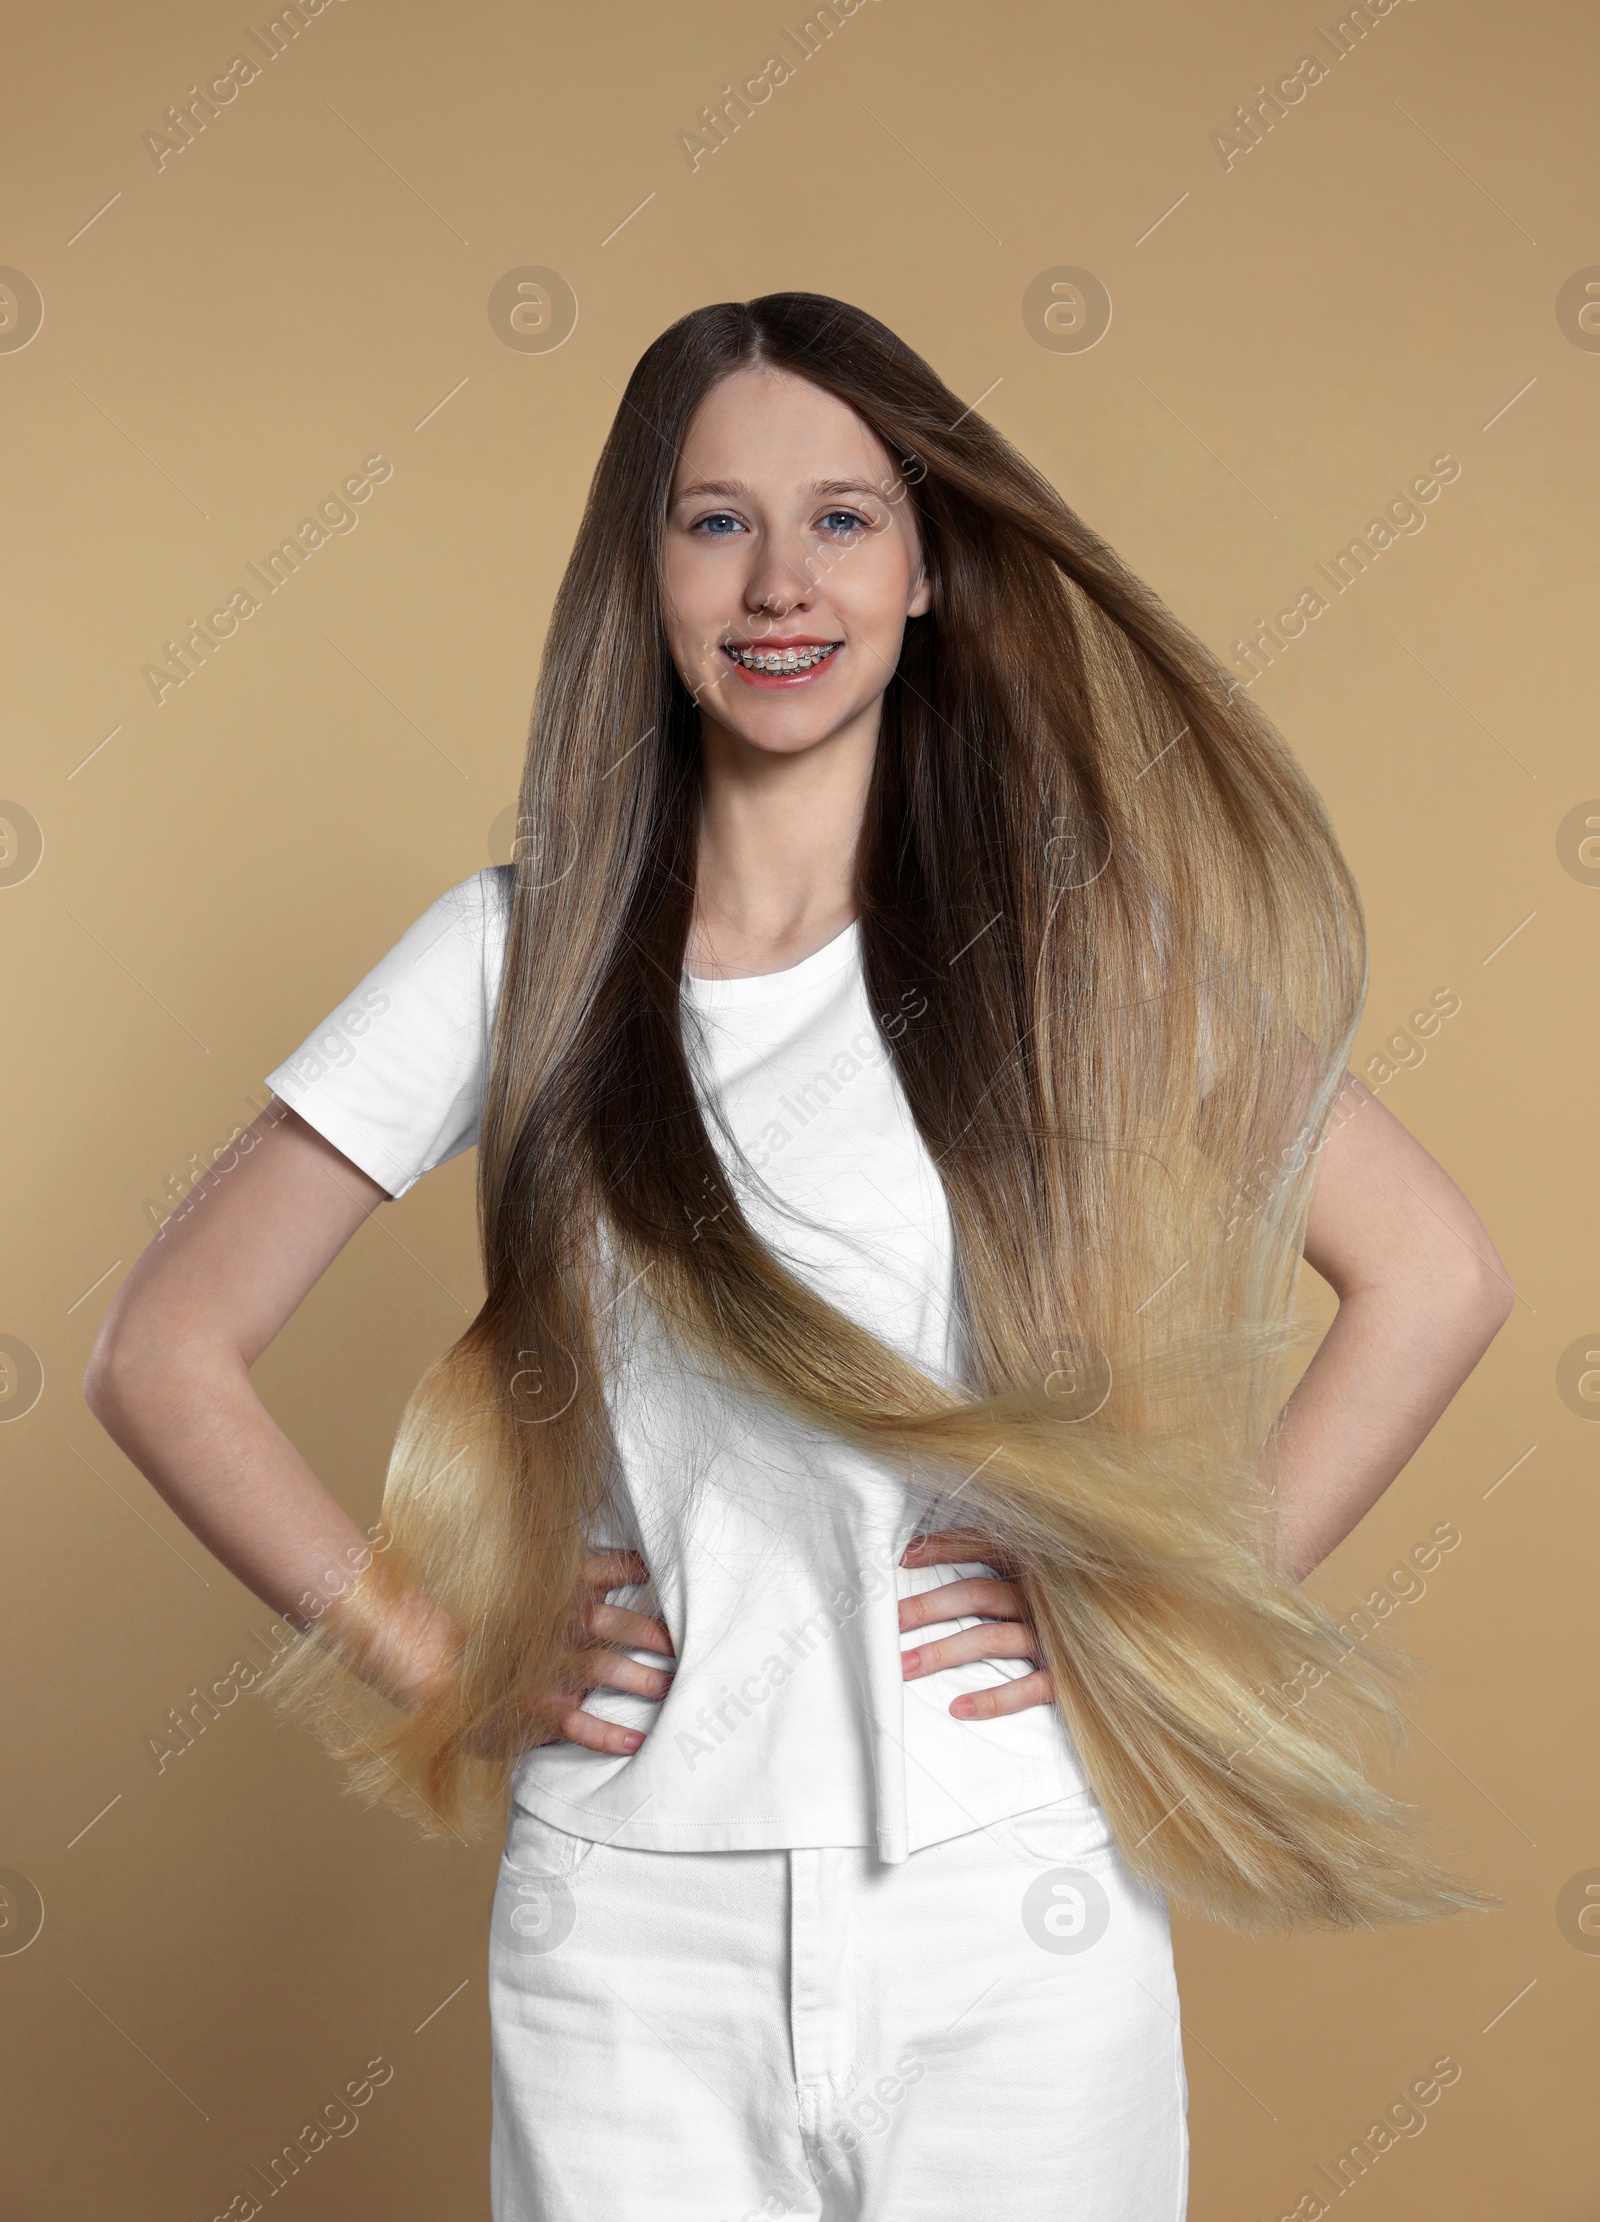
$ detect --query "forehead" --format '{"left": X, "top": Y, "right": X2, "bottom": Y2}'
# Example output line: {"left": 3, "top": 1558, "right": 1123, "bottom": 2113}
{"left": 670, "top": 366, "right": 896, "bottom": 495}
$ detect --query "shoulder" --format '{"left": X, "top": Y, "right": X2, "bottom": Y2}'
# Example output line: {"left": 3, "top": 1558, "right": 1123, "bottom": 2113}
{"left": 376, "top": 865, "right": 512, "bottom": 1002}
{"left": 262, "top": 865, "right": 514, "bottom": 1200}
{"left": 421, "top": 862, "right": 512, "bottom": 948}
{"left": 272, "top": 866, "right": 512, "bottom": 1084}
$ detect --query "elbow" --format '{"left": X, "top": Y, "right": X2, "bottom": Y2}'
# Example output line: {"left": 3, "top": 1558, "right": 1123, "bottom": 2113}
{"left": 81, "top": 1344, "right": 110, "bottom": 1426}
{"left": 85, "top": 1288, "right": 245, "bottom": 1436}
{"left": 83, "top": 1313, "right": 137, "bottom": 1431}
{"left": 82, "top": 1301, "right": 193, "bottom": 1433}
{"left": 1444, "top": 1239, "right": 1516, "bottom": 1354}
{"left": 1478, "top": 1261, "right": 1517, "bottom": 1340}
{"left": 1354, "top": 1234, "right": 1516, "bottom": 1364}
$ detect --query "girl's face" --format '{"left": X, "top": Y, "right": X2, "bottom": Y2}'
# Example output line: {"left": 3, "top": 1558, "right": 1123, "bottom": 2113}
{"left": 661, "top": 366, "right": 931, "bottom": 761}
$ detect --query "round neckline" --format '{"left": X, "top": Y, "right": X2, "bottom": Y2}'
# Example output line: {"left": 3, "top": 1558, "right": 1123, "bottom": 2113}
{"left": 682, "top": 918, "right": 860, "bottom": 1008}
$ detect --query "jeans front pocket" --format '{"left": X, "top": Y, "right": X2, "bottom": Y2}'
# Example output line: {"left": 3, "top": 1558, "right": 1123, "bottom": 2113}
{"left": 994, "top": 1797, "right": 1127, "bottom": 1964}
{"left": 504, "top": 1799, "right": 600, "bottom": 1879}
{"left": 996, "top": 1795, "right": 1176, "bottom": 1970}
{"left": 492, "top": 1802, "right": 598, "bottom": 1960}
{"left": 997, "top": 1792, "right": 1119, "bottom": 1872}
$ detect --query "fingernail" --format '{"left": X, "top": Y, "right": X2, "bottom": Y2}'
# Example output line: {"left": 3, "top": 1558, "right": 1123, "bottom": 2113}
{"left": 901, "top": 1649, "right": 921, "bottom": 1676}
{"left": 622, "top": 1730, "right": 644, "bottom": 1750}
{"left": 950, "top": 1696, "right": 975, "bottom": 1718}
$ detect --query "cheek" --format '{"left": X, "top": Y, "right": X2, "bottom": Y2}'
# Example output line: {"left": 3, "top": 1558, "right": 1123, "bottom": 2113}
{"left": 836, "top": 541, "right": 920, "bottom": 645}
{"left": 658, "top": 549, "right": 726, "bottom": 663}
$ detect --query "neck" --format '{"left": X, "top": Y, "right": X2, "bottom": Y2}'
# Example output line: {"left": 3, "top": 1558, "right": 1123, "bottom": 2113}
{"left": 685, "top": 703, "right": 877, "bottom": 979}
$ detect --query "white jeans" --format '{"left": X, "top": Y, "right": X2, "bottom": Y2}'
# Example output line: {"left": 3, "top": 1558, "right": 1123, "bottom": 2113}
{"left": 489, "top": 1791, "right": 1188, "bottom": 2221}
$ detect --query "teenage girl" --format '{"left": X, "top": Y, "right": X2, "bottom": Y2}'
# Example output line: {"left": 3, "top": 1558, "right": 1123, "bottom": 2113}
{"left": 86, "top": 293, "right": 1509, "bottom": 2221}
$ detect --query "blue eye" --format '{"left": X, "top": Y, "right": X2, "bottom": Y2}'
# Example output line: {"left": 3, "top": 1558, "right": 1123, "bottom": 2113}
{"left": 686, "top": 507, "right": 869, "bottom": 537}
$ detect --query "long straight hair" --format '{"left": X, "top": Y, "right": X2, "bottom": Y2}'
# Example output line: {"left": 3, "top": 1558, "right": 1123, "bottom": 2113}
{"left": 265, "top": 293, "right": 1483, "bottom": 1930}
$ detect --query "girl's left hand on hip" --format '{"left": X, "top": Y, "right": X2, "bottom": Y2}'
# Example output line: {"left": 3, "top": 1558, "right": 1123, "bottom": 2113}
{"left": 897, "top": 1528, "right": 1058, "bottom": 1719}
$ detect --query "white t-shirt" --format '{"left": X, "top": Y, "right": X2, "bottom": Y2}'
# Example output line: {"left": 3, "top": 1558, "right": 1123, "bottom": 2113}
{"left": 266, "top": 869, "right": 1090, "bottom": 1861}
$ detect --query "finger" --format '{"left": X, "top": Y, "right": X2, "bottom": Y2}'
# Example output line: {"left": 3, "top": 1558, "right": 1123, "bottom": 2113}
{"left": 579, "top": 1648, "right": 674, "bottom": 1702}
{"left": 950, "top": 1669, "right": 1057, "bottom": 1721}
{"left": 582, "top": 1550, "right": 651, "bottom": 1592}
{"left": 901, "top": 1622, "right": 1040, "bottom": 1679}
{"left": 522, "top": 1685, "right": 648, "bottom": 1755}
{"left": 900, "top": 1529, "right": 1016, "bottom": 1573}
{"left": 586, "top": 1601, "right": 676, "bottom": 1658}
{"left": 552, "top": 1704, "right": 647, "bottom": 1755}
{"left": 898, "top": 1577, "right": 1022, "bottom": 1631}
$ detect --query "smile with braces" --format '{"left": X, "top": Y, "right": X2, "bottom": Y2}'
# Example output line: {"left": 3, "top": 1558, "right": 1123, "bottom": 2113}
{"left": 724, "top": 641, "right": 843, "bottom": 673}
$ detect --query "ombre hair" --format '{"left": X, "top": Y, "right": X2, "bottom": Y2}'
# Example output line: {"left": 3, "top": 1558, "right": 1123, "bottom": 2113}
{"left": 264, "top": 293, "right": 1482, "bottom": 1930}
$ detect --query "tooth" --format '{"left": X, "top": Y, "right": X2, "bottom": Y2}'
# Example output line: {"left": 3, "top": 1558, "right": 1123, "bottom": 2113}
{"left": 730, "top": 643, "right": 837, "bottom": 670}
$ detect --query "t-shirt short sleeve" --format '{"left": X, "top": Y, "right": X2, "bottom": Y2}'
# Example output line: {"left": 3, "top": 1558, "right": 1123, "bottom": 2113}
{"left": 264, "top": 867, "right": 511, "bottom": 1199}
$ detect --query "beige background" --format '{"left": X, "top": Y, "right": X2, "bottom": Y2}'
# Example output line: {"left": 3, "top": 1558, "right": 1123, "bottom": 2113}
{"left": 2, "top": 0, "right": 1595, "bottom": 2214}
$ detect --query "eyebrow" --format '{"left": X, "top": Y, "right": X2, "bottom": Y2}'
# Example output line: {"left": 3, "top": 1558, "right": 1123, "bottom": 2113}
{"left": 670, "top": 477, "right": 892, "bottom": 505}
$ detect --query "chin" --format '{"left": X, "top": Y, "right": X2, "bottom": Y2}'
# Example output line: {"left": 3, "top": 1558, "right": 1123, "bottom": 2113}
{"left": 730, "top": 718, "right": 838, "bottom": 757}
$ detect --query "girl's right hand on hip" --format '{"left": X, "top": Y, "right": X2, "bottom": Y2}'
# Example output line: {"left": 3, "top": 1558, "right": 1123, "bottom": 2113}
{"left": 529, "top": 1549, "right": 675, "bottom": 1755}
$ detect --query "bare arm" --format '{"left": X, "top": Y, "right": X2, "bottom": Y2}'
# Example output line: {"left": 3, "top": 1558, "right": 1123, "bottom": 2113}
{"left": 84, "top": 1106, "right": 419, "bottom": 1663}
{"left": 82, "top": 1104, "right": 669, "bottom": 1747}
{"left": 1270, "top": 1075, "right": 1514, "bottom": 1582}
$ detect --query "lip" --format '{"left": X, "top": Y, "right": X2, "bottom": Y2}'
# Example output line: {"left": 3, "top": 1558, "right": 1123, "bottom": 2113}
{"left": 720, "top": 636, "right": 845, "bottom": 690}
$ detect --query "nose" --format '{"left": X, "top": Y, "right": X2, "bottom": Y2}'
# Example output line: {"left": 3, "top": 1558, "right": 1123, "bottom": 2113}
{"left": 742, "top": 536, "right": 818, "bottom": 624}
